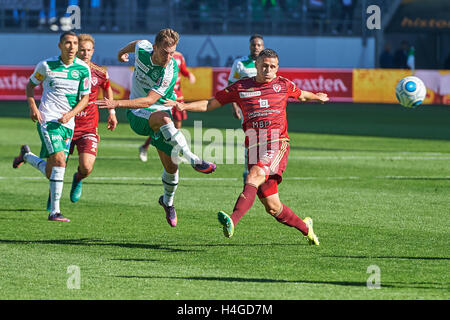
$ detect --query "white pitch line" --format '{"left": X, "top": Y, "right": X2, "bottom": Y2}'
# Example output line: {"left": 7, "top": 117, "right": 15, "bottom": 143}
{"left": 93, "top": 155, "right": 450, "bottom": 161}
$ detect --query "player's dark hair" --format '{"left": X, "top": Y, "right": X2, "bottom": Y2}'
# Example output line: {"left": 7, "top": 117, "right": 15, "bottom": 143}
{"left": 249, "top": 34, "right": 263, "bottom": 42}
{"left": 59, "top": 31, "right": 78, "bottom": 43}
{"left": 257, "top": 48, "right": 278, "bottom": 60}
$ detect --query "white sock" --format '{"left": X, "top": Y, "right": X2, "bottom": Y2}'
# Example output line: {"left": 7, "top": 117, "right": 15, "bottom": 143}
{"left": 24, "top": 152, "right": 47, "bottom": 176}
{"left": 160, "top": 122, "right": 201, "bottom": 164}
{"left": 49, "top": 166, "right": 65, "bottom": 214}
{"left": 162, "top": 169, "right": 178, "bottom": 206}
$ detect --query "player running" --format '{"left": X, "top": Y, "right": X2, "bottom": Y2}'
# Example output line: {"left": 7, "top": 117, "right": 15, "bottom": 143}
{"left": 228, "top": 34, "right": 265, "bottom": 183}
{"left": 96, "top": 28, "right": 216, "bottom": 228}
{"left": 13, "top": 31, "right": 91, "bottom": 222}
{"left": 67, "top": 33, "right": 118, "bottom": 203}
{"left": 138, "top": 50, "right": 196, "bottom": 162}
{"left": 165, "top": 49, "right": 328, "bottom": 245}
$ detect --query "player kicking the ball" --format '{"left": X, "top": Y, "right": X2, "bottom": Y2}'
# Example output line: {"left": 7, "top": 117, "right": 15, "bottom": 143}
{"left": 96, "top": 29, "right": 216, "bottom": 228}
{"left": 165, "top": 49, "right": 328, "bottom": 245}
{"left": 13, "top": 31, "right": 91, "bottom": 222}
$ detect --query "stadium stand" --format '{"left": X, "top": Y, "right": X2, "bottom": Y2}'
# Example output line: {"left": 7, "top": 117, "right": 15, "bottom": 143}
{"left": 0, "top": 0, "right": 401, "bottom": 36}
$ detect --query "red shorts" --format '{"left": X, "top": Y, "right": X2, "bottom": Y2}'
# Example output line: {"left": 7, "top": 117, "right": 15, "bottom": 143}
{"left": 172, "top": 106, "right": 187, "bottom": 121}
{"left": 247, "top": 140, "right": 290, "bottom": 198}
{"left": 69, "top": 132, "right": 99, "bottom": 156}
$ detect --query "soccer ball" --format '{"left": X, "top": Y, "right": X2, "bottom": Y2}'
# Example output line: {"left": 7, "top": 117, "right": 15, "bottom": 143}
{"left": 395, "top": 76, "right": 426, "bottom": 108}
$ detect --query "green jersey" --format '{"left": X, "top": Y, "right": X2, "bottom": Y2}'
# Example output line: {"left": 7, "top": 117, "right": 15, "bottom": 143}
{"left": 130, "top": 40, "right": 178, "bottom": 119}
{"left": 228, "top": 55, "right": 257, "bottom": 84}
{"left": 29, "top": 56, "right": 91, "bottom": 130}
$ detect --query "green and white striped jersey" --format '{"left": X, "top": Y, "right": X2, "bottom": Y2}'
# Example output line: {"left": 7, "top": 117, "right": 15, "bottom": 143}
{"left": 228, "top": 55, "right": 257, "bottom": 84}
{"left": 29, "top": 56, "right": 91, "bottom": 130}
{"left": 130, "top": 40, "right": 178, "bottom": 119}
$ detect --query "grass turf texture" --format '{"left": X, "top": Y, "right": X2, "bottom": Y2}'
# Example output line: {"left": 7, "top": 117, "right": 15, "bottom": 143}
{"left": 0, "top": 102, "right": 449, "bottom": 300}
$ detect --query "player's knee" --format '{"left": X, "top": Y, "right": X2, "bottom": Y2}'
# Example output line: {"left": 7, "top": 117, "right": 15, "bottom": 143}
{"left": 246, "top": 166, "right": 266, "bottom": 185}
{"left": 149, "top": 111, "right": 172, "bottom": 132}
{"left": 78, "top": 165, "right": 93, "bottom": 178}
{"left": 265, "top": 203, "right": 282, "bottom": 216}
{"left": 49, "top": 153, "right": 66, "bottom": 168}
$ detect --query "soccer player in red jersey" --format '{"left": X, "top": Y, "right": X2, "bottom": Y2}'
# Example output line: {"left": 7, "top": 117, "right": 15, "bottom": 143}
{"left": 165, "top": 49, "right": 328, "bottom": 245}
{"left": 138, "top": 51, "right": 196, "bottom": 162}
{"left": 68, "top": 33, "right": 118, "bottom": 203}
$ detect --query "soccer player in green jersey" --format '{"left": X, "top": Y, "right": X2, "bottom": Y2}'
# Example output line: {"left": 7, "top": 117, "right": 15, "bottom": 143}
{"left": 96, "top": 28, "right": 216, "bottom": 228}
{"left": 13, "top": 31, "right": 91, "bottom": 222}
{"left": 228, "top": 34, "right": 265, "bottom": 183}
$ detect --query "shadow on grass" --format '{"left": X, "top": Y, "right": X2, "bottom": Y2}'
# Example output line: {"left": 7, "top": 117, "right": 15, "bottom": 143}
{"left": 0, "top": 238, "right": 197, "bottom": 253}
{"left": 83, "top": 182, "right": 162, "bottom": 187}
{"left": 116, "top": 274, "right": 369, "bottom": 287}
{"left": 0, "top": 209, "right": 43, "bottom": 212}
{"left": 111, "top": 258, "right": 159, "bottom": 262}
{"left": 115, "top": 275, "right": 448, "bottom": 290}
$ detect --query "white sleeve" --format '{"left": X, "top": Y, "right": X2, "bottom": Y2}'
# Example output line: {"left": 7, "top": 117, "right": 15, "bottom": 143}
{"left": 29, "top": 61, "right": 46, "bottom": 85}
{"left": 228, "top": 59, "right": 241, "bottom": 84}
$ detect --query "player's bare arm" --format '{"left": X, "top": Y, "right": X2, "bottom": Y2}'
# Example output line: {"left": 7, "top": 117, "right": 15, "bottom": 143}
{"left": 231, "top": 102, "right": 242, "bottom": 120}
{"left": 58, "top": 94, "right": 90, "bottom": 124}
{"left": 26, "top": 81, "right": 42, "bottom": 123}
{"left": 96, "top": 89, "right": 162, "bottom": 109}
{"left": 117, "top": 40, "right": 142, "bottom": 62}
{"left": 299, "top": 91, "right": 329, "bottom": 104}
{"left": 105, "top": 86, "right": 118, "bottom": 130}
{"left": 165, "top": 97, "right": 223, "bottom": 113}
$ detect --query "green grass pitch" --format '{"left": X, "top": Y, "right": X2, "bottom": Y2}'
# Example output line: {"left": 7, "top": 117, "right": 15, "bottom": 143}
{"left": 0, "top": 101, "right": 449, "bottom": 300}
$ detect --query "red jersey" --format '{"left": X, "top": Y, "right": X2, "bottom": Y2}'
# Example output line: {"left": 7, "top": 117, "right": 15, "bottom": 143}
{"left": 173, "top": 51, "right": 190, "bottom": 101}
{"left": 74, "top": 62, "right": 110, "bottom": 135}
{"left": 215, "top": 76, "right": 302, "bottom": 147}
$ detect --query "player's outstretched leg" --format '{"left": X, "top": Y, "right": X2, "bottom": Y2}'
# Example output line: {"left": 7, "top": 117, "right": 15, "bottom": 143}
{"left": 14, "top": 146, "right": 47, "bottom": 176}
{"left": 304, "top": 217, "right": 320, "bottom": 246}
{"left": 12, "top": 145, "right": 31, "bottom": 168}
{"left": 192, "top": 160, "right": 217, "bottom": 174}
{"left": 159, "top": 121, "right": 216, "bottom": 174}
{"left": 70, "top": 172, "right": 82, "bottom": 203}
{"left": 218, "top": 211, "right": 234, "bottom": 238}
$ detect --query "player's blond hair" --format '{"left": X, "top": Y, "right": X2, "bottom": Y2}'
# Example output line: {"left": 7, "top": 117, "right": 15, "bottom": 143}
{"left": 78, "top": 34, "right": 95, "bottom": 46}
{"left": 154, "top": 28, "right": 179, "bottom": 47}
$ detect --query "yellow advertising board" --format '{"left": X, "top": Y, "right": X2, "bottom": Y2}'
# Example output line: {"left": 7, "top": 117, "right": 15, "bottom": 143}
{"left": 353, "top": 69, "right": 449, "bottom": 105}
{"left": 181, "top": 67, "right": 213, "bottom": 101}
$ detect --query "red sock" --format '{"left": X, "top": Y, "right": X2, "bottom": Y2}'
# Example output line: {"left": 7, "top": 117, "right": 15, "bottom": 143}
{"left": 230, "top": 184, "right": 258, "bottom": 226}
{"left": 144, "top": 137, "right": 152, "bottom": 148}
{"left": 75, "top": 168, "right": 82, "bottom": 182}
{"left": 275, "top": 204, "right": 309, "bottom": 236}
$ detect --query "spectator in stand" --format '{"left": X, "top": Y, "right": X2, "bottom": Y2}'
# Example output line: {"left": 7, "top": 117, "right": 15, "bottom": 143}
{"left": 100, "top": 0, "right": 119, "bottom": 32}
{"left": 136, "top": 0, "right": 150, "bottom": 29}
{"left": 379, "top": 42, "right": 394, "bottom": 69}
{"left": 39, "top": 0, "right": 79, "bottom": 31}
{"left": 394, "top": 41, "right": 409, "bottom": 69}
{"left": 333, "top": 0, "right": 355, "bottom": 35}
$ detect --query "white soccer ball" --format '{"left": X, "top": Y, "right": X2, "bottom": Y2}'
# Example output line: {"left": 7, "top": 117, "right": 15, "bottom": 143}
{"left": 395, "top": 76, "right": 426, "bottom": 108}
